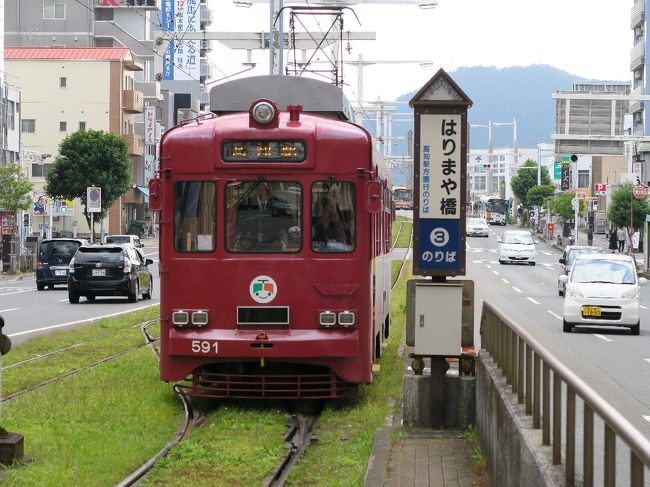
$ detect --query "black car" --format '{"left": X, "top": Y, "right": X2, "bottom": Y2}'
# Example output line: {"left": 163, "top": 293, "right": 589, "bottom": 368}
{"left": 36, "top": 238, "right": 87, "bottom": 290}
{"left": 67, "top": 244, "right": 153, "bottom": 303}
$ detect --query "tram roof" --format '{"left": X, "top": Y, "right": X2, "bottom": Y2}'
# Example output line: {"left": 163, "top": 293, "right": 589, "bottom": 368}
{"left": 209, "top": 75, "right": 353, "bottom": 122}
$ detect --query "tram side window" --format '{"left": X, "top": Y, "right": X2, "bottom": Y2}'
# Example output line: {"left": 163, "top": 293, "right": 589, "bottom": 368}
{"left": 174, "top": 181, "right": 216, "bottom": 252}
{"left": 225, "top": 180, "right": 302, "bottom": 253}
{"left": 311, "top": 181, "right": 355, "bottom": 253}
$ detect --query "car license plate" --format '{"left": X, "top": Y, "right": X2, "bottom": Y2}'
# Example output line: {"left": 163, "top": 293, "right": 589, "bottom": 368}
{"left": 55, "top": 270, "right": 66, "bottom": 276}
{"left": 92, "top": 269, "right": 106, "bottom": 277}
{"left": 582, "top": 306, "right": 601, "bottom": 317}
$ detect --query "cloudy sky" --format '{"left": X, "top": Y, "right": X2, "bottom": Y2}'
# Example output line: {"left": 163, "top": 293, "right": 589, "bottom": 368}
{"left": 209, "top": 0, "right": 632, "bottom": 102}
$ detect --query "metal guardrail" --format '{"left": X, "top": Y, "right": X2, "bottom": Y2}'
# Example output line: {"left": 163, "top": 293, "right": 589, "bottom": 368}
{"left": 481, "top": 301, "right": 650, "bottom": 487}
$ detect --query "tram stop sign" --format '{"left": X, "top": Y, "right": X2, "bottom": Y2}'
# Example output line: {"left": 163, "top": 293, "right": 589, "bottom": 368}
{"left": 633, "top": 184, "right": 647, "bottom": 200}
{"left": 409, "top": 68, "right": 473, "bottom": 277}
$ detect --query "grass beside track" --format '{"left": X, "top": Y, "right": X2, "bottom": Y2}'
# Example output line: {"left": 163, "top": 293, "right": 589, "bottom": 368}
{"left": 0, "top": 307, "right": 184, "bottom": 486}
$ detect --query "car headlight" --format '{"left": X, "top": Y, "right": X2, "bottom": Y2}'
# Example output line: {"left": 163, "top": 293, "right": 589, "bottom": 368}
{"left": 621, "top": 287, "right": 639, "bottom": 299}
{"left": 565, "top": 286, "right": 584, "bottom": 299}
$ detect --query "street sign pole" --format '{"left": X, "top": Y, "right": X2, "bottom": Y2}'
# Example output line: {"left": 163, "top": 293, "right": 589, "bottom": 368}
{"left": 86, "top": 187, "right": 102, "bottom": 243}
{"left": 573, "top": 197, "right": 579, "bottom": 245}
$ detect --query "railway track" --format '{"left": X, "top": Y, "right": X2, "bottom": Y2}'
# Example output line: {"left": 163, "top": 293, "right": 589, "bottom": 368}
{"left": 391, "top": 221, "right": 414, "bottom": 290}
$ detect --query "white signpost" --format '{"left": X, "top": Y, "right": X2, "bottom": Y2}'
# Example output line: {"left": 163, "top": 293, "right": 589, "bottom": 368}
{"left": 86, "top": 187, "right": 101, "bottom": 243}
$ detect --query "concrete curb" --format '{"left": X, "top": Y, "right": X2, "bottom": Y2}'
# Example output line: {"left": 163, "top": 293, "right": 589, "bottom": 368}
{"left": 363, "top": 426, "right": 394, "bottom": 487}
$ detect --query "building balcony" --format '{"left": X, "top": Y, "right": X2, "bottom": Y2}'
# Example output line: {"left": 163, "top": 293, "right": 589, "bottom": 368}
{"left": 629, "top": 86, "right": 644, "bottom": 114}
{"left": 200, "top": 62, "right": 214, "bottom": 81}
{"left": 200, "top": 4, "right": 213, "bottom": 28}
{"left": 631, "top": 0, "right": 645, "bottom": 28}
{"left": 135, "top": 80, "right": 160, "bottom": 101}
{"left": 94, "top": 21, "right": 154, "bottom": 58}
{"left": 630, "top": 41, "right": 645, "bottom": 71}
{"left": 124, "top": 134, "right": 144, "bottom": 156}
{"left": 95, "top": 0, "right": 160, "bottom": 9}
{"left": 123, "top": 90, "right": 144, "bottom": 113}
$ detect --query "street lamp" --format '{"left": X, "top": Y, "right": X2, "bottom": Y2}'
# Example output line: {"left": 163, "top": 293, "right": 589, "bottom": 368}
{"left": 469, "top": 123, "right": 493, "bottom": 196}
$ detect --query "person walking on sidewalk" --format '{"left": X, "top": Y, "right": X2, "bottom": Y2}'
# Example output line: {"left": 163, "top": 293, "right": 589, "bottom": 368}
{"left": 587, "top": 225, "right": 593, "bottom": 246}
{"left": 609, "top": 230, "right": 618, "bottom": 253}
{"left": 617, "top": 226, "right": 627, "bottom": 252}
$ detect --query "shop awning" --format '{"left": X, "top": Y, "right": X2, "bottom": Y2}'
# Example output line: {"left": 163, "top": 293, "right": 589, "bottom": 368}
{"left": 135, "top": 186, "right": 149, "bottom": 197}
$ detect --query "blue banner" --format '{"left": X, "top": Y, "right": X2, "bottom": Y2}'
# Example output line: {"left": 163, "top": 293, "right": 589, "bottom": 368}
{"left": 417, "top": 219, "right": 461, "bottom": 271}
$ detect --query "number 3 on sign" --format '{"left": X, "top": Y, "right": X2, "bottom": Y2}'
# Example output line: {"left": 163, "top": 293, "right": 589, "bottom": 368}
{"left": 191, "top": 340, "right": 218, "bottom": 354}
{"left": 429, "top": 227, "right": 449, "bottom": 247}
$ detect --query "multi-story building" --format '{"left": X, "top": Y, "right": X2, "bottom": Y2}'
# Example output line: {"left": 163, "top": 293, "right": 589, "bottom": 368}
{"left": 631, "top": 0, "right": 646, "bottom": 136}
{"left": 4, "top": 0, "right": 214, "bottom": 233}
{"left": 5, "top": 47, "right": 143, "bottom": 237}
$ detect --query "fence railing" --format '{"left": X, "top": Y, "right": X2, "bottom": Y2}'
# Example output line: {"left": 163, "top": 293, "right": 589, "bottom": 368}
{"left": 481, "top": 301, "right": 650, "bottom": 487}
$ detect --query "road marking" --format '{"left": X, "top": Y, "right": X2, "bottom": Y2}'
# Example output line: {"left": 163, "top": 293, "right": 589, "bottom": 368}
{"left": 594, "top": 334, "right": 613, "bottom": 342}
{"left": 472, "top": 260, "right": 485, "bottom": 264}
{"left": 512, "top": 287, "right": 523, "bottom": 294}
{"left": 643, "top": 358, "right": 650, "bottom": 364}
{"left": 7, "top": 304, "right": 158, "bottom": 338}
{"left": 547, "top": 310, "right": 562, "bottom": 320}
{"left": 0, "top": 308, "right": 19, "bottom": 313}
{"left": 57, "top": 298, "right": 69, "bottom": 303}
{"left": 527, "top": 297, "right": 540, "bottom": 305}
{"left": 641, "top": 305, "right": 648, "bottom": 310}
{"left": 492, "top": 270, "right": 500, "bottom": 276}
{"left": 501, "top": 278, "right": 510, "bottom": 284}
{"left": 486, "top": 264, "right": 492, "bottom": 269}
{"left": 643, "top": 415, "right": 650, "bottom": 423}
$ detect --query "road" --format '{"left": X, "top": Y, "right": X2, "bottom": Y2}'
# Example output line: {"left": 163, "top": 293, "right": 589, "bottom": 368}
{"left": 466, "top": 224, "right": 650, "bottom": 437}
{"left": 0, "top": 239, "right": 160, "bottom": 346}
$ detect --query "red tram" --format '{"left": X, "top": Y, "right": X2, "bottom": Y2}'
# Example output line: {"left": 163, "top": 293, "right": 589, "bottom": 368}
{"left": 148, "top": 76, "right": 392, "bottom": 399}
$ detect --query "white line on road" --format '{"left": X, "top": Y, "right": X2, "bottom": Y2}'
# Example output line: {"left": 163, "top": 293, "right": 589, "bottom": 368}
{"left": 486, "top": 264, "right": 492, "bottom": 269}
{"left": 501, "top": 278, "right": 510, "bottom": 284}
{"left": 641, "top": 305, "right": 648, "bottom": 310}
{"left": 643, "top": 415, "right": 650, "bottom": 423}
{"left": 643, "top": 358, "right": 650, "bottom": 364}
{"left": 57, "top": 298, "right": 69, "bottom": 303}
{"left": 527, "top": 297, "right": 540, "bottom": 305}
{"left": 492, "top": 270, "right": 500, "bottom": 276}
{"left": 594, "top": 334, "right": 613, "bottom": 342}
{"left": 547, "top": 310, "right": 562, "bottom": 320}
{"left": 0, "top": 308, "right": 19, "bottom": 313}
{"left": 7, "top": 304, "right": 158, "bottom": 338}
{"left": 512, "top": 287, "right": 523, "bottom": 294}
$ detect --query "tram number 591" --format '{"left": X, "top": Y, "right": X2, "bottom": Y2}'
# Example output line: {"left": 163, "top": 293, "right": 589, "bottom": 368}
{"left": 191, "top": 340, "right": 218, "bottom": 354}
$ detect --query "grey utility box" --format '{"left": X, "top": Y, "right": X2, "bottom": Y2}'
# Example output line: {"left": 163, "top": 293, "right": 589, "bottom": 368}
{"left": 408, "top": 280, "right": 463, "bottom": 356}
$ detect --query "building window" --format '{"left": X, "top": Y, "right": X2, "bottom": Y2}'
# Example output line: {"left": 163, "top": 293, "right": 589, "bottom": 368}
{"left": 43, "top": 3, "right": 65, "bottom": 19}
{"left": 59, "top": 77, "right": 67, "bottom": 88}
{"left": 60, "top": 121, "right": 67, "bottom": 132}
{"left": 32, "top": 163, "right": 52, "bottom": 178}
{"left": 22, "top": 119, "right": 36, "bottom": 133}
{"left": 578, "top": 170, "right": 590, "bottom": 188}
{"left": 79, "top": 121, "right": 86, "bottom": 131}
{"left": 7, "top": 101, "right": 15, "bottom": 130}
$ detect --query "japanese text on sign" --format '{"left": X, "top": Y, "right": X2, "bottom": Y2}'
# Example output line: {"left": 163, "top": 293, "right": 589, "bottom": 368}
{"left": 419, "top": 114, "right": 461, "bottom": 219}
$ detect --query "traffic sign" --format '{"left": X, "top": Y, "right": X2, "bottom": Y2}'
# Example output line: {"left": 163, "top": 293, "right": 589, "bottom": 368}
{"left": 87, "top": 186, "right": 102, "bottom": 213}
{"left": 633, "top": 184, "right": 647, "bottom": 200}
{"left": 594, "top": 183, "right": 607, "bottom": 195}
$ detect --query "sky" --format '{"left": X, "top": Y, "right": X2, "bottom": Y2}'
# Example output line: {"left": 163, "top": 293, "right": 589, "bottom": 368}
{"left": 209, "top": 0, "right": 632, "bottom": 103}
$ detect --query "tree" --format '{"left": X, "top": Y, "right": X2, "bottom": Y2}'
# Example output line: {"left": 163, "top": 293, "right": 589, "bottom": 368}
{"left": 607, "top": 183, "right": 650, "bottom": 232}
{"left": 510, "top": 159, "right": 551, "bottom": 209}
{"left": 526, "top": 185, "right": 555, "bottom": 208}
{"left": 0, "top": 164, "right": 33, "bottom": 237}
{"left": 45, "top": 130, "right": 131, "bottom": 231}
{"left": 552, "top": 192, "right": 586, "bottom": 220}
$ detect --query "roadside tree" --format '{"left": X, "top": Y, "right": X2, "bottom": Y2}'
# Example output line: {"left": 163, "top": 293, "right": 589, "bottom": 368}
{"left": 45, "top": 130, "right": 131, "bottom": 236}
{"left": 510, "top": 159, "right": 551, "bottom": 212}
{"left": 552, "top": 191, "right": 585, "bottom": 220}
{"left": 0, "top": 164, "right": 33, "bottom": 238}
{"left": 607, "top": 183, "right": 650, "bottom": 247}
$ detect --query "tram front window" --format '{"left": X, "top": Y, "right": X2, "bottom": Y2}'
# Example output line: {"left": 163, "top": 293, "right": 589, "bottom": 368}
{"left": 311, "top": 181, "right": 355, "bottom": 252}
{"left": 174, "top": 181, "right": 216, "bottom": 252}
{"left": 225, "top": 180, "right": 302, "bottom": 253}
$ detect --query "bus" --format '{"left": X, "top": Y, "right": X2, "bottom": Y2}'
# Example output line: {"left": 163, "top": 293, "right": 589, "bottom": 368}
{"left": 393, "top": 186, "right": 413, "bottom": 210}
{"left": 480, "top": 196, "right": 510, "bottom": 225}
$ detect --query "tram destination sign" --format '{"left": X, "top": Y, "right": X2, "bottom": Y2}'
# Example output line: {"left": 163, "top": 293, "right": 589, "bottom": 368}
{"left": 409, "top": 69, "right": 472, "bottom": 277}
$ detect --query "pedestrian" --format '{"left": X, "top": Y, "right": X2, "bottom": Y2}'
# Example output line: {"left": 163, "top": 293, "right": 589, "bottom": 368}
{"left": 587, "top": 225, "right": 593, "bottom": 246}
{"left": 617, "top": 226, "right": 626, "bottom": 252}
{"left": 608, "top": 230, "right": 618, "bottom": 253}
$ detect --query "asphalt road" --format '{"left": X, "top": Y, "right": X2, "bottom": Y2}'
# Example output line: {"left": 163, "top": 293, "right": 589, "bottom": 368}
{"left": 0, "top": 239, "right": 160, "bottom": 347}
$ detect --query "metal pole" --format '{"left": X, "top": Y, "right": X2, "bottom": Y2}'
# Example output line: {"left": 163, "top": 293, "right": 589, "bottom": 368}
{"left": 574, "top": 196, "right": 579, "bottom": 246}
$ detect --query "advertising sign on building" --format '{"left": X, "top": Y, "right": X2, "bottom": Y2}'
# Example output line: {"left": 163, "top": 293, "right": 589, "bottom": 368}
{"left": 409, "top": 69, "right": 472, "bottom": 277}
{"left": 145, "top": 106, "right": 156, "bottom": 145}
{"left": 51, "top": 198, "right": 75, "bottom": 217}
{"left": 161, "top": 0, "right": 200, "bottom": 81}
{"left": 33, "top": 191, "right": 48, "bottom": 217}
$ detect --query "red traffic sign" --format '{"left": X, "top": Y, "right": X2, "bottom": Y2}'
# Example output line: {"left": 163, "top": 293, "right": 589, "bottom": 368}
{"left": 633, "top": 184, "right": 647, "bottom": 199}
{"left": 594, "top": 183, "right": 607, "bottom": 193}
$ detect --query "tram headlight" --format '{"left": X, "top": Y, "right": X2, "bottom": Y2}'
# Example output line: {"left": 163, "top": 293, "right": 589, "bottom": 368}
{"left": 172, "top": 310, "right": 190, "bottom": 327}
{"left": 338, "top": 311, "right": 356, "bottom": 327}
{"left": 252, "top": 101, "right": 275, "bottom": 124}
{"left": 191, "top": 310, "right": 209, "bottom": 327}
{"left": 319, "top": 311, "right": 337, "bottom": 327}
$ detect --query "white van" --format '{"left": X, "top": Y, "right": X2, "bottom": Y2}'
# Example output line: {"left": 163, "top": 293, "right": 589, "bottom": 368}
{"left": 104, "top": 234, "right": 144, "bottom": 248}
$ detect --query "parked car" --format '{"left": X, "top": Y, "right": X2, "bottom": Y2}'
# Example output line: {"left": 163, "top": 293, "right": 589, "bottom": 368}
{"left": 36, "top": 238, "right": 87, "bottom": 290}
{"left": 67, "top": 244, "right": 153, "bottom": 303}
{"left": 104, "top": 234, "right": 144, "bottom": 249}
{"left": 559, "top": 253, "right": 646, "bottom": 334}
{"left": 497, "top": 230, "right": 537, "bottom": 265}
{"left": 557, "top": 245, "right": 606, "bottom": 296}
{"left": 466, "top": 217, "right": 489, "bottom": 237}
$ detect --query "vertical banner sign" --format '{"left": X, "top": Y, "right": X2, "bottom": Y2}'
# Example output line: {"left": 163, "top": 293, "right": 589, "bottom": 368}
{"left": 409, "top": 69, "right": 472, "bottom": 277}
{"left": 144, "top": 106, "right": 156, "bottom": 145}
{"left": 161, "top": 0, "right": 200, "bottom": 81}
{"left": 561, "top": 163, "right": 570, "bottom": 190}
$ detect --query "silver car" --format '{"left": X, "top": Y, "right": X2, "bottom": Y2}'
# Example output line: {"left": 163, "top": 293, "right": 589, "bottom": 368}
{"left": 466, "top": 217, "right": 489, "bottom": 237}
{"left": 557, "top": 246, "right": 606, "bottom": 296}
{"left": 497, "top": 230, "right": 537, "bottom": 265}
